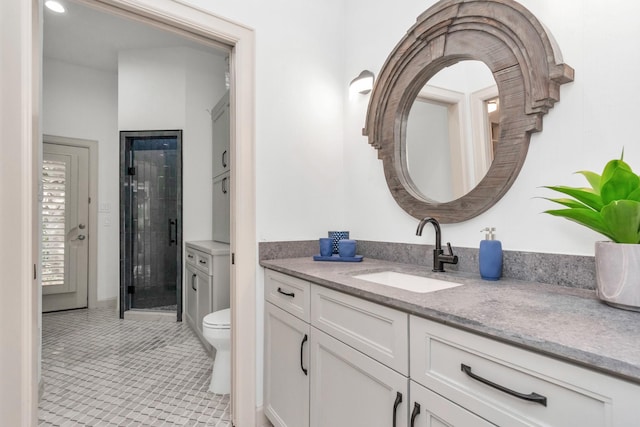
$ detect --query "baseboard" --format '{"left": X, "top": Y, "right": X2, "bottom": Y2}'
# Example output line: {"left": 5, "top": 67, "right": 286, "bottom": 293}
{"left": 94, "top": 297, "right": 117, "bottom": 309}
{"left": 256, "top": 406, "right": 273, "bottom": 427}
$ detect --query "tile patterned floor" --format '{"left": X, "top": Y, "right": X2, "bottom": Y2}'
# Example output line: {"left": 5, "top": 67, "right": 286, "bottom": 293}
{"left": 38, "top": 308, "right": 231, "bottom": 426}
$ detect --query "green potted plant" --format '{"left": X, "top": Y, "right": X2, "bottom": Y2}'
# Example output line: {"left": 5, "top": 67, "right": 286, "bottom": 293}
{"left": 543, "top": 152, "right": 640, "bottom": 311}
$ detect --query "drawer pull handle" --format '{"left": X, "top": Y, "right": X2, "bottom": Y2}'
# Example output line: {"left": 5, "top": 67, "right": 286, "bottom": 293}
{"left": 410, "top": 402, "right": 420, "bottom": 427}
{"left": 392, "top": 391, "right": 402, "bottom": 427}
{"left": 277, "top": 287, "right": 295, "bottom": 298}
{"left": 461, "top": 364, "right": 547, "bottom": 407}
{"left": 199, "top": 260, "right": 207, "bottom": 264}
{"left": 300, "top": 334, "right": 308, "bottom": 375}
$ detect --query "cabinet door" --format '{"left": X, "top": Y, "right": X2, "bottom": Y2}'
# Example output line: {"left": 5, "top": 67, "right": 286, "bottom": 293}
{"left": 310, "top": 327, "right": 408, "bottom": 427}
{"left": 409, "top": 381, "right": 495, "bottom": 427}
{"left": 185, "top": 264, "right": 198, "bottom": 332}
{"left": 264, "top": 302, "right": 310, "bottom": 427}
{"left": 212, "top": 172, "right": 230, "bottom": 244}
{"left": 212, "top": 91, "right": 230, "bottom": 178}
{"left": 195, "top": 267, "right": 212, "bottom": 332}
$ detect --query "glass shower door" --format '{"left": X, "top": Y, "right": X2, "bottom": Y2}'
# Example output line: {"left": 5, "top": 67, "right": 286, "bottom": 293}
{"left": 120, "top": 130, "right": 182, "bottom": 319}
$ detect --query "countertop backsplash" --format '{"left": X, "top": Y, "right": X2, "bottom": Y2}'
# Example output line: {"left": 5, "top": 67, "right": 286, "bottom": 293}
{"left": 259, "top": 240, "right": 596, "bottom": 290}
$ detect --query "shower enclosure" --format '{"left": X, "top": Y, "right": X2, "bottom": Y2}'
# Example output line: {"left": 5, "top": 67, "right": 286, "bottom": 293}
{"left": 120, "top": 130, "right": 182, "bottom": 320}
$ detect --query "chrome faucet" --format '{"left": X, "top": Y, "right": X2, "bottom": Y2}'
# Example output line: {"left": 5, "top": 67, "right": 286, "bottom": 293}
{"left": 416, "top": 217, "right": 459, "bottom": 272}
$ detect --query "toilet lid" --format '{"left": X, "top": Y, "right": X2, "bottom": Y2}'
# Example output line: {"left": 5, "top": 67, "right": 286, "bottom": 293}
{"left": 203, "top": 308, "right": 230, "bottom": 328}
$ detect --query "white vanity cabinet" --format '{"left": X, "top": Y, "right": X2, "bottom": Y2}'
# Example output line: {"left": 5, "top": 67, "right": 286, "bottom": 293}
{"left": 184, "top": 241, "right": 230, "bottom": 346}
{"left": 264, "top": 269, "right": 640, "bottom": 427}
{"left": 264, "top": 270, "right": 409, "bottom": 427}
{"left": 410, "top": 315, "right": 640, "bottom": 427}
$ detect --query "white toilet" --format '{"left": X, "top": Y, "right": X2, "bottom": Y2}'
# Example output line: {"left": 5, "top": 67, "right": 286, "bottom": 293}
{"left": 202, "top": 308, "right": 231, "bottom": 394}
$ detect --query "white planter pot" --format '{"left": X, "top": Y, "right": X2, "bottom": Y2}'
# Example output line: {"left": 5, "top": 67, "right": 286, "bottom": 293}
{"left": 595, "top": 241, "right": 640, "bottom": 311}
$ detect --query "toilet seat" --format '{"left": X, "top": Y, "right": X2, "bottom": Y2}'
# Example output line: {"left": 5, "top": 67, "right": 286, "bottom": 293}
{"left": 203, "top": 308, "right": 230, "bottom": 329}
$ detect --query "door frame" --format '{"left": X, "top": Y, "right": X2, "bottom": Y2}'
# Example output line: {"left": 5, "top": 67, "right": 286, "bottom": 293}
{"left": 43, "top": 135, "right": 99, "bottom": 310}
{"left": 5, "top": 0, "right": 257, "bottom": 425}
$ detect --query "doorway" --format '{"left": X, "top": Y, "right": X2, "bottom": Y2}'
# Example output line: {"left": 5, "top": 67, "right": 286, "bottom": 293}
{"left": 41, "top": 141, "right": 89, "bottom": 312}
{"left": 120, "top": 130, "right": 183, "bottom": 320}
{"left": 11, "top": 1, "right": 257, "bottom": 425}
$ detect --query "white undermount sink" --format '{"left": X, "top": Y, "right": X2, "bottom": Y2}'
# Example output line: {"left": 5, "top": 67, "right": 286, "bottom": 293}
{"left": 353, "top": 271, "right": 463, "bottom": 293}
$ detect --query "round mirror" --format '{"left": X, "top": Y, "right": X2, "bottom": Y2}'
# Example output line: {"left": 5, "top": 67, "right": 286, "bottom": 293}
{"left": 364, "top": 0, "right": 573, "bottom": 223}
{"left": 405, "top": 60, "right": 499, "bottom": 202}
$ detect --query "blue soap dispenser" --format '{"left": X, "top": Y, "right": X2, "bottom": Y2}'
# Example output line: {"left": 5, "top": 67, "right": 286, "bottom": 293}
{"left": 479, "top": 227, "right": 502, "bottom": 281}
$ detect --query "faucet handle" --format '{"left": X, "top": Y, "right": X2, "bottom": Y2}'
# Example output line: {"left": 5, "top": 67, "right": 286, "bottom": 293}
{"left": 446, "top": 242, "right": 455, "bottom": 255}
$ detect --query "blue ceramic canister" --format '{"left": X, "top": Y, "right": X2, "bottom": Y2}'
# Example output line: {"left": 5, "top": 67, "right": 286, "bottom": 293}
{"left": 328, "top": 231, "right": 349, "bottom": 254}
{"left": 338, "top": 239, "right": 357, "bottom": 258}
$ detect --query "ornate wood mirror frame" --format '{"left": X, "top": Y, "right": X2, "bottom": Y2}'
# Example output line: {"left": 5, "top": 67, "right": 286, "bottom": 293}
{"left": 364, "top": 0, "right": 574, "bottom": 223}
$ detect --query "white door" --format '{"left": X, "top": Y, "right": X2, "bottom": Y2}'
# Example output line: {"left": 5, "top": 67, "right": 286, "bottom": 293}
{"left": 264, "top": 302, "right": 310, "bottom": 427}
{"left": 410, "top": 380, "right": 495, "bottom": 427}
{"left": 310, "top": 327, "right": 408, "bottom": 427}
{"left": 42, "top": 142, "right": 89, "bottom": 312}
{"left": 212, "top": 172, "right": 230, "bottom": 243}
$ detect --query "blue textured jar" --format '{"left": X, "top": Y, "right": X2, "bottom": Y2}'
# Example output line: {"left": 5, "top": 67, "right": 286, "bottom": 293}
{"left": 479, "top": 227, "right": 502, "bottom": 281}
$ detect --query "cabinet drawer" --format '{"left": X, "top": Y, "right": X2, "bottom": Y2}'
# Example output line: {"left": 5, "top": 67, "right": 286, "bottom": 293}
{"left": 196, "top": 252, "right": 213, "bottom": 275}
{"left": 265, "top": 270, "right": 311, "bottom": 322}
{"left": 186, "top": 247, "right": 198, "bottom": 267}
{"left": 410, "top": 316, "right": 618, "bottom": 427}
{"left": 311, "top": 285, "right": 408, "bottom": 375}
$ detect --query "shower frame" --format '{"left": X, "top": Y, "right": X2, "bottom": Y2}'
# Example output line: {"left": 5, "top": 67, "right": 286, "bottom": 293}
{"left": 119, "top": 129, "right": 183, "bottom": 321}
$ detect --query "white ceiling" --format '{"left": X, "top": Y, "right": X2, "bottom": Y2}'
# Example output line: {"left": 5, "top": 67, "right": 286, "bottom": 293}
{"left": 43, "top": 0, "right": 228, "bottom": 71}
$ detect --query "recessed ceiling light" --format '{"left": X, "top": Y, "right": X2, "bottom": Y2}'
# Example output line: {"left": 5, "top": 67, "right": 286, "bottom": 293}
{"left": 45, "top": 1, "right": 66, "bottom": 13}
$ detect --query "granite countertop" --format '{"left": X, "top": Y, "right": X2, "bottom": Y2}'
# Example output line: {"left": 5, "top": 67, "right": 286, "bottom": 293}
{"left": 260, "top": 257, "right": 640, "bottom": 385}
{"left": 186, "top": 240, "right": 230, "bottom": 255}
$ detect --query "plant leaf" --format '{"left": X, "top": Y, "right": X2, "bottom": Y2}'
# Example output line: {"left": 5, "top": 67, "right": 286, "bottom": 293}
{"left": 542, "top": 197, "right": 594, "bottom": 210}
{"left": 543, "top": 186, "right": 603, "bottom": 211}
{"left": 600, "top": 200, "right": 640, "bottom": 244}
{"left": 576, "top": 170, "right": 601, "bottom": 192}
{"left": 601, "top": 158, "right": 632, "bottom": 184}
{"left": 627, "top": 187, "right": 640, "bottom": 202}
{"left": 601, "top": 167, "right": 640, "bottom": 204}
{"left": 544, "top": 208, "right": 614, "bottom": 241}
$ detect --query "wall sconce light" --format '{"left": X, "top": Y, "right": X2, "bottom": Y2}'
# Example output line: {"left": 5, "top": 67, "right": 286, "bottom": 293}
{"left": 349, "top": 70, "right": 375, "bottom": 96}
{"left": 45, "top": 0, "right": 66, "bottom": 13}
{"left": 486, "top": 99, "right": 499, "bottom": 113}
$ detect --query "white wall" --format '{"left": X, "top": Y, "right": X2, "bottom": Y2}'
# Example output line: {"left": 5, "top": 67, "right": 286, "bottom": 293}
{"left": 42, "top": 58, "right": 119, "bottom": 301}
{"left": 182, "top": 0, "right": 348, "bottom": 243}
